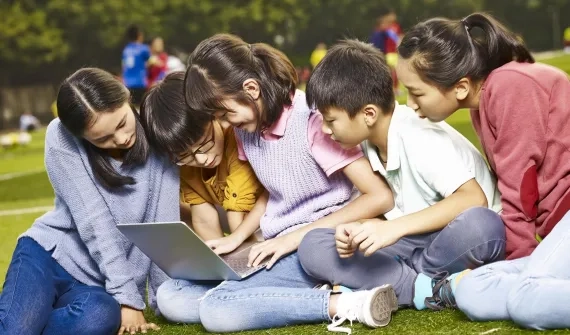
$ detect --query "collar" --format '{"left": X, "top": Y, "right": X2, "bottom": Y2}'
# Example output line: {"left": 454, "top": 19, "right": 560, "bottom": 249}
{"left": 262, "top": 90, "right": 300, "bottom": 137}
{"left": 363, "top": 102, "right": 403, "bottom": 175}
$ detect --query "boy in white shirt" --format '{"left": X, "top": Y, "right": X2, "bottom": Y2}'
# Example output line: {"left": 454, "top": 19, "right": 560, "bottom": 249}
{"left": 298, "top": 40, "right": 505, "bottom": 318}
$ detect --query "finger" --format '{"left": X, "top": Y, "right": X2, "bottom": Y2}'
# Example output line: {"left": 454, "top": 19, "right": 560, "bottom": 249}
{"left": 339, "top": 252, "right": 354, "bottom": 258}
{"left": 347, "top": 226, "right": 364, "bottom": 246}
{"left": 358, "top": 236, "right": 375, "bottom": 252}
{"left": 250, "top": 241, "right": 268, "bottom": 253}
{"left": 205, "top": 240, "right": 218, "bottom": 249}
{"left": 350, "top": 230, "right": 369, "bottom": 248}
{"left": 130, "top": 326, "right": 137, "bottom": 335}
{"left": 140, "top": 324, "right": 148, "bottom": 334}
{"left": 213, "top": 245, "right": 227, "bottom": 255}
{"left": 335, "top": 227, "right": 346, "bottom": 238}
{"left": 265, "top": 249, "right": 284, "bottom": 269}
{"left": 247, "top": 247, "right": 262, "bottom": 267}
{"left": 117, "top": 326, "right": 126, "bottom": 335}
{"left": 335, "top": 232, "right": 349, "bottom": 244}
{"left": 343, "top": 225, "right": 355, "bottom": 236}
{"left": 364, "top": 241, "right": 382, "bottom": 257}
{"left": 335, "top": 240, "right": 350, "bottom": 250}
{"left": 147, "top": 323, "right": 160, "bottom": 330}
{"left": 252, "top": 249, "right": 271, "bottom": 267}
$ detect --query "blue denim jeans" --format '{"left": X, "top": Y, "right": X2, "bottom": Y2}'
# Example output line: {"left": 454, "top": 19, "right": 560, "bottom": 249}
{"left": 456, "top": 210, "right": 570, "bottom": 330}
{"left": 0, "top": 237, "right": 121, "bottom": 335}
{"left": 157, "top": 253, "right": 331, "bottom": 332}
{"left": 298, "top": 207, "right": 506, "bottom": 306}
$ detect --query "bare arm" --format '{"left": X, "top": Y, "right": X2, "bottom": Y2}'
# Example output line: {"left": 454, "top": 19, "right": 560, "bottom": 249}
{"left": 190, "top": 202, "right": 223, "bottom": 240}
{"left": 295, "top": 157, "right": 393, "bottom": 240}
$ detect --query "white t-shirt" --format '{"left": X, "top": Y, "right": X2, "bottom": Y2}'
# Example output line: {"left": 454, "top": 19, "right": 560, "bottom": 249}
{"left": 362, "top": 103, "right": 502, "bottom": 220}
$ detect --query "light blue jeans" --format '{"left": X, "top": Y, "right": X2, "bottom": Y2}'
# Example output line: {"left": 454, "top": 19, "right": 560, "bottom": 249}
{"left": 456, "top": 210, "right": 570, "bottom": 330}
{"left": 156, "top": 253, "right": 331, "bottom": 332}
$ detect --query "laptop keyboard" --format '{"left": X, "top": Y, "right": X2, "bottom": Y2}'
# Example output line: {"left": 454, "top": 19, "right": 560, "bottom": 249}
{"left": 223, "top": 258, "right": 266, "bottom": 277}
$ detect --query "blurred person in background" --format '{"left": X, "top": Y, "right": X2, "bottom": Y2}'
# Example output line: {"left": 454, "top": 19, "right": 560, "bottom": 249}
{"left": 147, "top": 36, "right": 169, "bottom": 87}
{"left": 564, "top": 26, "right": 570, "bottom": 53}
{"left": 310, "top": 42, "right": 327, "bottom": 69}
{"left": 122, "top": 24, "right": 150, "bottom": 107}
{"left": 19, "top": 111, "right": 41, "bottom": 132}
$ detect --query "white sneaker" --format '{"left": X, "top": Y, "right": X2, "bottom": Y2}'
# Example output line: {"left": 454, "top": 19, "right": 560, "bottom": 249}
{"left": 328, "top": 284, "right": 398, "bottom": 334}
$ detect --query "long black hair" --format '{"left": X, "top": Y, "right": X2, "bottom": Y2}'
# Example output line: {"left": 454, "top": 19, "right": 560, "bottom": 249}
{"left": 398, "top": 12, "right": 534, "bottom": 88}
{"left": 184, "top": 33, "right": 298, "bottom": 131}
{"left": 56, "top": 67, "right": 149, "bottom": 189}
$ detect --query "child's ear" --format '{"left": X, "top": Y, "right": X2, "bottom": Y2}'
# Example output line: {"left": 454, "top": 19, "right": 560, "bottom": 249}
{"left": 454, "top": 78, "right": 471, "bottom": 101}
{"left": 243, "top": 79, "right": 260, "bottom": 100}
{"left": 363, "top": 104, "right": 381, "bottom": 126}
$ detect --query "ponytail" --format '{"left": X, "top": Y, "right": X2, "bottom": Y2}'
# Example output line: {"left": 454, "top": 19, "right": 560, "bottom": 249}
{"left": 185, "top": 34, "right": 298, "bottom": 131}
{"left": 462, "top": 13, "right": 534, "bottom": 74}
{"left": 249, "top": 43, "right": 298, "bottom": 127}
{"left": 398, "top": 12, "right": 533, "bottom": 88}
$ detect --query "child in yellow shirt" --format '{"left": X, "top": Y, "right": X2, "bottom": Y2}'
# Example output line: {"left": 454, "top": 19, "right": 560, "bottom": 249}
{"left": 141, "top": 72, "right": 265, "bottom": 254}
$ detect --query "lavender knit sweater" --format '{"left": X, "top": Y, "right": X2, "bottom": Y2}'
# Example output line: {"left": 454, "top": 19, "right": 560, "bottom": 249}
{"left": 235, "top": 90, "right": 355, "bottom": 239}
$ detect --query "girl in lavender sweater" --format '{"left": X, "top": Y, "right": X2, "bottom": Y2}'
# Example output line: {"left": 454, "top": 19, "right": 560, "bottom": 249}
{"left": 0, "top": 68, "right": 179, "bottom": 335}
{"left": 153, "top": 34, "right": 395, "bottom": 334}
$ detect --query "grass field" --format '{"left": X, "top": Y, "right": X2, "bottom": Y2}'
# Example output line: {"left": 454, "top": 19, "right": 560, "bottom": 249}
{"left": 1, "top": 55, "right": 569, "bottom": 334}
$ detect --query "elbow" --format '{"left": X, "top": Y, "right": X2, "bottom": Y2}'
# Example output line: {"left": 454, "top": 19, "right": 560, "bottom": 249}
{"left": 366, "top": 189, "right": 394, "bottom": 214}
{"left": 474, "top": 190, "right": 488, "bottom": 208}
{"left": 465, "top": 189, "right": 488, "bottom": 209}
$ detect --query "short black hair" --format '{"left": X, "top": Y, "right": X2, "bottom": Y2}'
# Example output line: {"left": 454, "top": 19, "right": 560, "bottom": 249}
{"left": 140, "top": 71, "right": 212, "bottom": 160}
{"left": 306, "top": 39, "right": 394, "bottom": 118}
{"left": 126, "top": 24, "right": 141, "bottom": 42}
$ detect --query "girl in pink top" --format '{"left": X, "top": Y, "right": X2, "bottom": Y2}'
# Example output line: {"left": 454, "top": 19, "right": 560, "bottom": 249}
{"left": 396, "top": 12, "right": 570, "bottom": 329}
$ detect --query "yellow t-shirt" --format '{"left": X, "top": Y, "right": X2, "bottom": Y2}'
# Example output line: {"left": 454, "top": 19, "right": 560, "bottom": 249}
{"left": 180, "top": 127, "right": 263, "bottom": 212}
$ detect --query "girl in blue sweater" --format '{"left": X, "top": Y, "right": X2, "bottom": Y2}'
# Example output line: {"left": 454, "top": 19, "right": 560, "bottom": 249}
{"left": 0, "top": 68, "right": 179, "bottom": 335}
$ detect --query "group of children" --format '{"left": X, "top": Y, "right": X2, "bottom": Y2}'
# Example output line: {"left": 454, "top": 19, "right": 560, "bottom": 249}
{"left": 0, "top": 11, "right": 569, "bottom": 335}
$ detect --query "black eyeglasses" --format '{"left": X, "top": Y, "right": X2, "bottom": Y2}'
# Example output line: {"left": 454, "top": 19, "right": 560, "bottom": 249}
{"left": 174, "top": 120, "right": 216, "bottom": 166}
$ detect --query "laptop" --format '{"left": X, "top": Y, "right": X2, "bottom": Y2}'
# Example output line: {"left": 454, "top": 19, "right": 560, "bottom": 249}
{"left": 116, "top": 221, "right": 267, "bottom": 281}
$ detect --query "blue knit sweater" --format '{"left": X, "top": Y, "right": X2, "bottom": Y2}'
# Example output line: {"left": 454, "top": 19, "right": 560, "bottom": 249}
{"left": 22, "top": 119, "right": 179, "bottom": 312}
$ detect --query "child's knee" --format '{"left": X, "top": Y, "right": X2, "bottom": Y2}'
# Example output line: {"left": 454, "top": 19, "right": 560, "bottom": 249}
{"left": 199, "top": 294, "right": 244, "bottom": 333}
{"left": 156, "top": 280, "right": 194, "bottom": 323}
{"left": 460, "top": 207, "right": 505, "bottom": 239}
{"left": 298, "top": 228, "right": 336, "bottom": 277}
{"left": 455, "top": 270, "right": 495, "bottom": 321}
{"left": 455, "top": 207, "right": 506, "bottom": 259}
{"left": 506, "top": 278, "right": 545, "bottom": 330}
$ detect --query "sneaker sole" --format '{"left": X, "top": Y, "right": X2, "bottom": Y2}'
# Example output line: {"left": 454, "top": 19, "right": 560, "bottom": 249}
{"left": 367, "top": 284, "right": 399, "bottom": 327}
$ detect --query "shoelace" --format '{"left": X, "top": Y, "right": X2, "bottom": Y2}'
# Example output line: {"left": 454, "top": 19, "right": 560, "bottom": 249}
{"left": 424, "top": 271, "right": 457, "bottom": 311}
{"left": 327, "top": 293, "right": 364, "bottom": 335}
{"left": 327, "top": 314, "right": 356, "bottom": 334}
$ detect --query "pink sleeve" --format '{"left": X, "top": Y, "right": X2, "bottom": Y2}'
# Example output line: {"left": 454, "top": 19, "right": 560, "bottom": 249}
{"left": 486, "top": 72, "right": 547, "bottom": 259}
{"left": 234, "top": 131, "right": 247, "bottom": 161}
{"left": 308, "top": 113, "right": 363, "bottom": 176}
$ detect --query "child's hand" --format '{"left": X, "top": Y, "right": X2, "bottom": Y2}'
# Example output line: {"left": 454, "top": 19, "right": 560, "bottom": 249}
{"left": 247, "top": 231, "right": 301, "bottom": 269}
{"left": 335, "top": 222, "right": 361, "bottom": 258}
{"left": 118, "top": 306, "right": 160, "bottom": 334}
{"left": 206, "top": 234, "right": 245, "bottom": 255}
{"left": 348, "top": 219, "right": 404, "bottom": 256}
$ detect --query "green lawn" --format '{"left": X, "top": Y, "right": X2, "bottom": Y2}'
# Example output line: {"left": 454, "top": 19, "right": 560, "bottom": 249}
{"left": 1, "top": 55, "right": 569, "bottom": 334}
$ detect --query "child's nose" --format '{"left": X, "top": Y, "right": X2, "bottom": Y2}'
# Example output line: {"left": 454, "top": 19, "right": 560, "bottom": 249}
{"left": 195, "top": 153, "right": 208, "bottom": 165}
{"left": 406, "top": 95, "right": 419, "bottom": 111}
{"left": 321, "top": 123, "right": 332, "bottom": 135}
{"left": 219, "top": 120, "right": 231, "bottom": 128}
